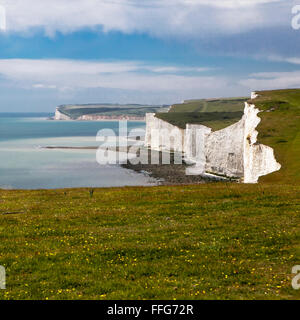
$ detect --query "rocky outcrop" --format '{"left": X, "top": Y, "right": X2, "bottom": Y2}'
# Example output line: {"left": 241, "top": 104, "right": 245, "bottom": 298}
{"left": 145, "top": 95, "right": 281, "bottom": 183}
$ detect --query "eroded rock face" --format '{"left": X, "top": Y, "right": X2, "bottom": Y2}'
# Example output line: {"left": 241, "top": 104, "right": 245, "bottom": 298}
{"left": 185, "top": 124, "right": 211, "bottom": 163}
{"left": 243, "top": 103, "right": 281, "bottom": 183}
{"left": 145, "top": 113, "right": 185, "bottom": 152}
{"left": 144, "top": 100, "right": 281, "bottom": 183}
{"left": 204, "top": 118, "right": 245, "bottom": 178}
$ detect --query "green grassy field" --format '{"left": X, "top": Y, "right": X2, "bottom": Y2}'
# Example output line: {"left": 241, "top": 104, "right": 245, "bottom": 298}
{"left": 0, "top": 184, "right": 299, "bottom": 300}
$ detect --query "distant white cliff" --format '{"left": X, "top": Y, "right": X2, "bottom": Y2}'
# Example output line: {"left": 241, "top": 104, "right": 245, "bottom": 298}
{"left": 53, "top": 107, "right": 145, "bottom": 121}
{"left": 54, "top": 108, "right": 71, "bottom": 120}
{"left": 144, "top": 92, "right": 281, "bottom": 183}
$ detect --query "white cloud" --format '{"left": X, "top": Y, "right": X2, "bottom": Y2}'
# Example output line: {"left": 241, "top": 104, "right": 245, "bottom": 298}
{"left": 0, "top": 58, "right": 249, "bottom": 106}
{"left": 0, "top": 0, "right": 288, "bottom": 37}
{"left": 32, "top": 83, "right": 57, "bottom": 89}
{"left": 144, "top": 66, "right": 211, "bottom": 73}
{"left": 240, "top": 70, "right": 300, "bottom": 90}
{"left": 284, "top": 58, "right": 300, "bottom": 65}
{"left": 0, "top": 58, "right": 224, "bottom": 93}
{"left": 267, "top": 55, "right": 300, "bottom": 65}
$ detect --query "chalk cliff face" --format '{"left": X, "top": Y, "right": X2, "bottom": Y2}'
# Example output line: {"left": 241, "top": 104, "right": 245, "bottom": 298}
{"left": 145, "top": 113, "right": 185, "bottom": 152}
{"left": 185, "top": 124, "right": 211, "bottom": 168}
{"left": 54, "top": 108, "right": 71, "bottom": 120}
{"left": 243, "top": 102, "right": 281, "bottom": 183}
{"left": 145, "top": 95, "right": 281, "bottom": 183}
{"left": 204, "top": 117, "right": 245, "bottom": 178}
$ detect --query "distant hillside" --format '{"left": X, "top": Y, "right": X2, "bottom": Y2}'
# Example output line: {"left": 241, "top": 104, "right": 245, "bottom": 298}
{"left": 55, "top": 103, "right": 169, "bottom": 120}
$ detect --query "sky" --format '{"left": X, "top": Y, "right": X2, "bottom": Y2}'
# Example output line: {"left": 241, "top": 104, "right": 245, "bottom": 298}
{"left": 0, "top": 0, "right": 300, "bottom": 112}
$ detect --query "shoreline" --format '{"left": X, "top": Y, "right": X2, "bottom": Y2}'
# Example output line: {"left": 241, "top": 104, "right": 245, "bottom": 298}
{"left": 42, "top": 145, "right": 215, "bottom": 186}
{"left": 121, "top": 150, "right": 210, "bottom": 186}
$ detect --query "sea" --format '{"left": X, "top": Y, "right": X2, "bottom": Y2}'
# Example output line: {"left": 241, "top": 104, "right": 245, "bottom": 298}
{"left": 0, "top": 113, "right": 154, "bottom": 189}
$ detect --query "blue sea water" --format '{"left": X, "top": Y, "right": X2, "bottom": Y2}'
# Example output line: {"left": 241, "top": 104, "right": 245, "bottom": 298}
{"left": 0, "top": 114, "right": 153, "bottom": 189}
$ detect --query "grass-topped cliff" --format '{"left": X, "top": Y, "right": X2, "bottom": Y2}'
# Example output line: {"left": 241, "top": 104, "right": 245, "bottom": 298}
{"left": 155, "top": 89, "right": 300, "bottom": 184}
{"left": 57, "top": 104, "right": 167, "bottom": 119}
{"left": 249, "top": 89, "right": 300, "bottom": 184}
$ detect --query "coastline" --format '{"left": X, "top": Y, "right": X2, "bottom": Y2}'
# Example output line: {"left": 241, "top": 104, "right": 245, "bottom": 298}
{"left": 121, "top": 150, "right": 209, "bottom": 185}
{"left": 42, "top": 145, "right": 209, "bottom": 185}
{"left": 50, "top": 115, "right": 146, "bottom": 122}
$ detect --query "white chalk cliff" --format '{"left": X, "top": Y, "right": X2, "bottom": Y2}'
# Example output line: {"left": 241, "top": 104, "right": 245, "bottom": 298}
{"left": 144, "top": 93, "right": 281, "bottom": 183}
{"left": 54, "top": 108, "right": 71, "bottom": 120}
{"left": 144, "top": 113, "right": 185, "bottom": 153}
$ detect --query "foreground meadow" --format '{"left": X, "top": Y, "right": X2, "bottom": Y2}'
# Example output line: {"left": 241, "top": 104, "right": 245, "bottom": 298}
{"left": 0, "top": 183, "right": 299, "bottom": 300}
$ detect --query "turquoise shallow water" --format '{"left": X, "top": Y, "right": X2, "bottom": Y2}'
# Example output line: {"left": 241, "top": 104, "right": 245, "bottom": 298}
{"left": 0, "top": 114, "right": 153, "bottom": 189}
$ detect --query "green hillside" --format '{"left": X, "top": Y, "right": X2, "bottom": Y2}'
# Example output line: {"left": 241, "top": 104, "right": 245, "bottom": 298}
{"left": 58, "top": 104, "right": 168, "bottom": 119}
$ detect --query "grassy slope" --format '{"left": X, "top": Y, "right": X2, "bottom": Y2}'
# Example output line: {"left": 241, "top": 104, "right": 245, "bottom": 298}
{"left": 249, "top": 89, "right": 300, "bottom": 184}
{"left": 156, "top": 98, "right": 246, "bottom": 130}
{"left": 0, "top": 184, "right": 299, "bottom": 300}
